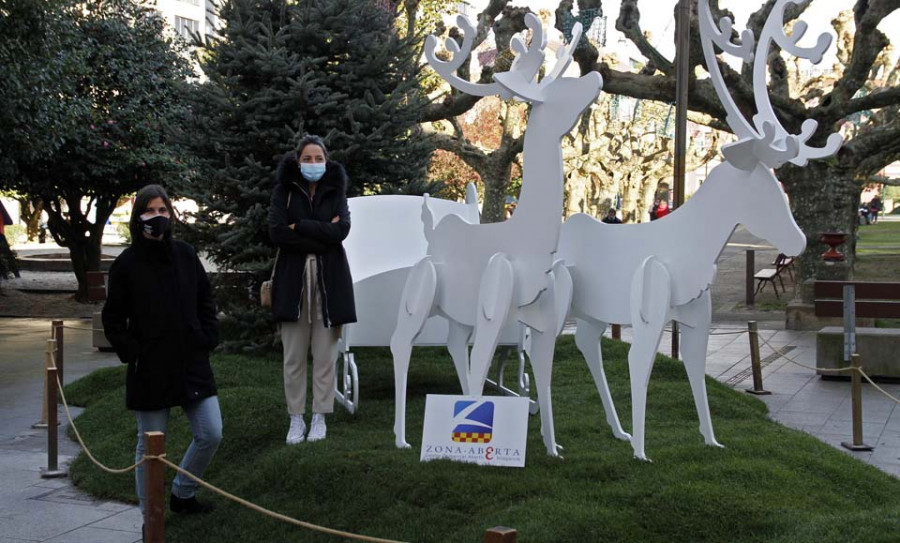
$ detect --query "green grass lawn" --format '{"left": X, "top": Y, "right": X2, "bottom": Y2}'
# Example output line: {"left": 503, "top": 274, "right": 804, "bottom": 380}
{"left": 856, "top": 220, "right": 900, "bottom": 256}
{"left": 64, "top": 337, "right": 900, "bottom": 543}
{"left": 854, "top": 221, "right": 900, "bottom": 281}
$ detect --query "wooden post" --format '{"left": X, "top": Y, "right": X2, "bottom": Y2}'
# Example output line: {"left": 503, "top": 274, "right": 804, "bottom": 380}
{"left": 52, "top": 320, "right": 64, "bottom": 386}
{"left": 745, "top": 321, "right": 770, "bottom": 395}
{"left": 745, "top": 250, "right": 755, "bottom": 307}
{"left": 671, "top": 321, "right": 679, "bottom": 360}
{"left": 145, "top": 431, "right": 167, "bottom": 543}
{"left": 611, "top": 324, "right": 621, "bottom": 340}
{"left": 485, "top": 526, "right": 517, "bottom": 543}
{"left": 40, "top": 361, "right": 66, "bottom": 478}
{"left": 32, "top": 337, "right": 57, "bottom": 429}
{"left": 841, "top": 354, "right": 873, "bottom": 451}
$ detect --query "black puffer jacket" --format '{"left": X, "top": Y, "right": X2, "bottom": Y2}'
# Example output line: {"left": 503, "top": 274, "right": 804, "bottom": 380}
{"left": 102, "top": 237, "right": 219, "bottom": 411}
{"left": 268, "top": 152, "right": 356, "bottom": 327}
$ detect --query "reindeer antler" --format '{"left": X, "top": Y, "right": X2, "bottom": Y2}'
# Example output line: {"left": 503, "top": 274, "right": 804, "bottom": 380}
{"left": 752, "top": 0, "right": 842, "bottom": 166}
{"left": 699, "top": 0, "right": 842, "bottom": 169}
{"left": 424, "top": 14, "right": 545, "bottom": 100}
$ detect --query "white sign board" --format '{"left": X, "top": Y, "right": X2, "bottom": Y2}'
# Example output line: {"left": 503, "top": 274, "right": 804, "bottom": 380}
{"left": 421, "top": 395, "right": 529, "bottom": 467}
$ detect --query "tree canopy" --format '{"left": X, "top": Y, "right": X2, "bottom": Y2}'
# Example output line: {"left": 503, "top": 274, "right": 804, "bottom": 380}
{"left": 180, "top": 0, "right": 434, "bottom": 346}
{"left": 0, "top": 0, "right": 194, "bottom": 300}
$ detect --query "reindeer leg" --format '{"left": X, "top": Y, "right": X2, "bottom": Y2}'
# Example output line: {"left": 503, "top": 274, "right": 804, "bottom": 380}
{"left": 679, "top": 291, "right": 723, "bottom": 449}
{"left": 628, "top": 257, "right": 672, "bottom": 462}
{"left": 529, "top": 325, "right": 562, "bottom": 457}
{"left": 574, "top": 317, "right": 630, "bottom": 441}
{"left": 447, "top": 321, "right": 473, "bottom": 395}
{"left": 468, "top": 253, "right": 515, "bottom": 396}
{"left": 390, "top": 258, "right": 437, "bottom": 449}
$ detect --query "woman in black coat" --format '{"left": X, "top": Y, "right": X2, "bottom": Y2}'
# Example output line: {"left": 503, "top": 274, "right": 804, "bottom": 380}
{"left": 268, "top": 134, "right": 356, "bottom": 445}
{"left": 102, "top": 184, "right": 221, "bottom": 516}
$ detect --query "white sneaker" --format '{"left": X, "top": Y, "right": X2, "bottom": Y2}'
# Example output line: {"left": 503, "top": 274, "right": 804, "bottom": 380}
{"left": 286, "top": 415, "right": 306, "bottom": 445}
{"left": 307, "top": 413, "right": 327, "bottom": 442}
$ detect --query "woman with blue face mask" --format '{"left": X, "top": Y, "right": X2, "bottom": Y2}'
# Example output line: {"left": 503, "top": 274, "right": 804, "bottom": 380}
{"left": 267, "top": 134, "right": 357, "bottom": 445}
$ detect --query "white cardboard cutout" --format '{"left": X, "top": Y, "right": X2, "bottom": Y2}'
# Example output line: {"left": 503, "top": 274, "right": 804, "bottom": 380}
{"left": 391, "top": 14, "right": 602, "bottom": 456}
{"left": 338, "top": 191, "right": 523, "bottom": 414}
{"left": 558, "top": 0, "right": 842, "bottom": 461}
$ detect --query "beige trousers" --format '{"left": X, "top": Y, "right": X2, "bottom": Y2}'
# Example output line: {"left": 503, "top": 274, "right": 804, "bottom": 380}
{"left": 280, "top": 256, "right": 340, "bottom": 415}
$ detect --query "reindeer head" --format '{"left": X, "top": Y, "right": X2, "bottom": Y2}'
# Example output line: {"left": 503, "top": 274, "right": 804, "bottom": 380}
{"left": 425, "top": 13, "right": 603, "bottom": 138}
{"left": 698, "top": 0, "right": 845, "bottom": 256}
{"left": 699, "top": 0, "right": 843, "bottom": 171}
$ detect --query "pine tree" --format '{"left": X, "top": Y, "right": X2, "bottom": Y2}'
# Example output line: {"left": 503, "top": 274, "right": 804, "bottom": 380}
{"left": 181, "top": 0, "right": 433, "bottom": 347}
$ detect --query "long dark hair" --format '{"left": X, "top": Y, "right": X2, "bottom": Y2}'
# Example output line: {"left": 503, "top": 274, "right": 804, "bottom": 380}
{"left": 129, "top": 184, "right": 175, "bottom": 242}
{"left": 294, "top": 134, "right": 329, "bottom": 158}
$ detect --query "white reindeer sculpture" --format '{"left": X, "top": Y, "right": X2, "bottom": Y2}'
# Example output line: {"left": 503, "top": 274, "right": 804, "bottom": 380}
{"left": 557, "top": 0, "right": 843, "bottom": 461}
{"left": 391, "top": 14, "right": 602, "bottom": 456}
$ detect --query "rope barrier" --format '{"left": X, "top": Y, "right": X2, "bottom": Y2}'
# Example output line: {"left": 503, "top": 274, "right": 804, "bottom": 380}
{"left": 755, "top": 335, "right": 900, "bottom": 405}
{"left": 60, "top": 325, "right": 103, "bottom": 332}
{"left": 153, "top": 456, "right": 409, "bottom": 543}
{"left": 54, "top": 371, "right": 146, "bottom": 474}
{"left": 51, "top": 365, "right": 409, "bottom": 543}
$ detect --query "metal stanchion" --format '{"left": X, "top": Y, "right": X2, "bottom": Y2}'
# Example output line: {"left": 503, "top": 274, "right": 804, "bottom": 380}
{"left": 842, "top": 354, "right": 873, "bottom": 451}
{"left": 611, "top": 324, "right": 621, "bottom": 340}
{"left": 485, "top": 526, "right": 517, "bottom": 543}
{"left": 145, "top": 431, "right": 166, "bottom": 543}
{"left": 745, "top": 321, "right": 770, "bottom": 395}
{"left": 52, "top": 320, "right": 64, "bottom": 387}
{"left": 40, "top": 354, "right": 66, "bottom": 478}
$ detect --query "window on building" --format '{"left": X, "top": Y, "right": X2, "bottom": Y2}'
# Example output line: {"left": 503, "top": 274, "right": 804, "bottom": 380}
{"left": 174, "top": 16, "right": 199, "bottom": 40}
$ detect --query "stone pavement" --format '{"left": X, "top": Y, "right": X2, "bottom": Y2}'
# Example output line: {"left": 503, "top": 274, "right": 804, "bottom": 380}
{"left": 1, "top": 319, "right": 142, "bottom": 543}
{"left": 615, "top": 323, "right": 900, "bottom": 478}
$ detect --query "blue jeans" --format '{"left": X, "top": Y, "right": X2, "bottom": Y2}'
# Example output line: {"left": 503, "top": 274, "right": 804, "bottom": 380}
{"left": 134, "top": 395, "right": 222, "bottom": 512}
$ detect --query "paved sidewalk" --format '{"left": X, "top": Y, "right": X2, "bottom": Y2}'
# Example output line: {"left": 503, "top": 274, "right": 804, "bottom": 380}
{"left": 612, "top": 323, "right": 900, "bottom": 478}
{"left": 0, "top": 319, "right": 141, "bottom": 543}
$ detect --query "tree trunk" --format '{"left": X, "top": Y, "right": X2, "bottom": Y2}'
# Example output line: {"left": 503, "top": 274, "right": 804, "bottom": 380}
{"left": 68, "top": 237, "right": 103, "bottom": 302}
{"left": 481, "top": 159, "right": 514, "bottom": 223}
{"left": 44, "top": 195, "right": 115, "bottom": 302}
{"left": 779, "top": 159, "right": 860, "bottom": 297}
{"left": 16, "top": 197, "right": 43, "bottom": 241}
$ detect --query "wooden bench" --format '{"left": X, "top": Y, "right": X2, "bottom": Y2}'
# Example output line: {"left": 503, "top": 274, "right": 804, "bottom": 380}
{"left": 753, "top": 253, "right": 794, "bottom": 298}
{"left": 814, "top": 281, "right": 900, "bottom": 378}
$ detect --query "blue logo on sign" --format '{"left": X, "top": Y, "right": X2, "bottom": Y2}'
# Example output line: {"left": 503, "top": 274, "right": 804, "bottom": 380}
{"left": 452, "top": 400, "right": 494, "bottom": 443}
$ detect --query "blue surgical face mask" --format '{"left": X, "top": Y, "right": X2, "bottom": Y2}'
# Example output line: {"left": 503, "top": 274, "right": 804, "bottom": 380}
{"left": 300, "top": 162, "right": 327, "bottom": 183}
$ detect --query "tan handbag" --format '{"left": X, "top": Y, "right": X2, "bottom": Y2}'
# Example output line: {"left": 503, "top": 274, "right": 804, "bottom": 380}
{"left": 261, "top": 192, "right": 291, "bottom": 309}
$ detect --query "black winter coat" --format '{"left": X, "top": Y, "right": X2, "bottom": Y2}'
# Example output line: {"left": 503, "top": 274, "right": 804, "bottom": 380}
{"left": 102, "top": 237, "right": 219, "bottom": 411}
{"left": 268, "top": 153, "right": 356, "bottom": 326}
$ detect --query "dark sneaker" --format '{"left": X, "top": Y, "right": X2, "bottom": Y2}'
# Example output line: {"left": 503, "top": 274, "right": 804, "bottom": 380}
{"left": 169, "top": 493, "right": 215, "bottom": 515}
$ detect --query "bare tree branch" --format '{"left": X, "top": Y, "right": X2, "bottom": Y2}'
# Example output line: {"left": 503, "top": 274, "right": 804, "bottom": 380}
{"left": 823, "top": 0, "right": 894, "bottom": 113}
{"left": 615, "top": 0, "right": 674, "bottom": 75}
{"left": 843, "top": 115, "right": 900, "bottom": 177}
{"left": 429, "top": 130, "right": 490, "bottom": 171}
{"left": 845, "top": 86, "right": 900, "bottom": 114}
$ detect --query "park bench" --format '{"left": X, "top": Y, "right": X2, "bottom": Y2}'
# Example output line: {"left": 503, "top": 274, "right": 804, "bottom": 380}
{"left": 753, "top": 253, "right": 794, "bottom": 298}
{"left": 814, "top": 280, "right": 900, "bottom": 379}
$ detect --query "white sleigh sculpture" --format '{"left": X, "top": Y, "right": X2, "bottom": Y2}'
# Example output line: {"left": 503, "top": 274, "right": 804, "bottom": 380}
{"left": 335, "top": 190, "right": 480, "bottom": 413}
{"left": 391, "top": 14, "right": 602, "bottom": 456}
{"left": 557, "top": 0, "right": 842, "bottom": 461}
{"left": 339, "top": 188, "right": 532, "bottom": 414}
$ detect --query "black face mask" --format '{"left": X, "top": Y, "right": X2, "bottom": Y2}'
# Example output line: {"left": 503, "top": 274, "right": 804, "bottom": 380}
{"left": 141, "top": 215, "right": 171, "bottom": 238}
